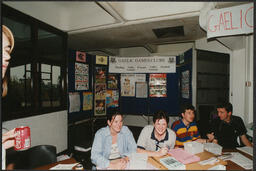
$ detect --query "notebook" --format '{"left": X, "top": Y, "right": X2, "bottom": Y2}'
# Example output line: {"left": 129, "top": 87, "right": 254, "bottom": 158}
{"left": 168, "top": 148, "right": 200, "bottom": 164}
{"left": 159, "top": 156, "right": 185, "bottom": 170}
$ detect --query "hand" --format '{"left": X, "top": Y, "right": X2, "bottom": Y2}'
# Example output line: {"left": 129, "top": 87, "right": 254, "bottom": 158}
{"left": 196, "top": 138, "right": 207, "bottom": 143}
{"left": 212, "top": 139, "right": 218, "bottom": 144}
{"left": 207, "top": 132, "right": 214, "bottom": 142}
{"left": 2, "top": 129, "right": 17, "bottom": 149}
{"left": 157, "top": 147, "right": 168, "bottom": 157}
{"left": 109, "top": 158, "right": 127, "bottom": 170}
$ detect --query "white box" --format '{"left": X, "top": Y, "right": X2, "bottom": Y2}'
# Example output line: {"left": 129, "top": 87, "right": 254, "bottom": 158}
{"left": 204, "top": 143, "right": 222, "bottom": 155}
{"left": 184, "top": 141, "right": 204, "bottom": 154}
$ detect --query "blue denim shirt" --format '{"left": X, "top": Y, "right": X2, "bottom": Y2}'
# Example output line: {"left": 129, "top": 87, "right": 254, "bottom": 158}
{"left": 91, "top": 125, "right": 137, "bottom": 168}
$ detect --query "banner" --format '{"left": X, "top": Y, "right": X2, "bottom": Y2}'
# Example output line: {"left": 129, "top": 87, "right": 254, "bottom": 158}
{"left": 207, "top": 3, "right": 253, "bottom": 38}
{"left": 109, "top": 56, "right": 176, "bottom": 73}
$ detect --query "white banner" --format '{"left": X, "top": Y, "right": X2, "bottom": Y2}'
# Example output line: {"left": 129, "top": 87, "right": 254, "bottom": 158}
{"left": 109, "top": 56, "right": 176, "bottom": 73}
{"left": 207, "top": 3, "right": 253, "bottom": 38}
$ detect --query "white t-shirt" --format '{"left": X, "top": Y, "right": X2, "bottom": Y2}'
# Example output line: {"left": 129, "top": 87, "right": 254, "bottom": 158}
{"left": 109, "top": 143, "right": 121, "bottom": 160}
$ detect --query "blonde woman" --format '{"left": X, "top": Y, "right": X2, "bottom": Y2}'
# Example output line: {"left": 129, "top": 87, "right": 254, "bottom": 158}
{"left": 2, "top": 25, "right": 17, "bottom": 170}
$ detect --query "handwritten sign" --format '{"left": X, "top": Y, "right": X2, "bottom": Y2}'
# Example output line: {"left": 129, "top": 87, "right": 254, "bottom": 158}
{"left": 207, "top": 3, "right": 253, "bottom": 38}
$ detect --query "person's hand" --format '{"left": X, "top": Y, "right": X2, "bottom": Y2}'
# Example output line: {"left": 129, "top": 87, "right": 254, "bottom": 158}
{"left": 212, "top": 139, "right": 218, "bottom": 144}
{"left": 157, "top": 147, "right": 168, "bottom": 157}
{"left": 2, "top": 128, "right": 17, "bottom": 149}
{"left": 109, "top": 158, "right": 127, "bottom": 170}
{"left": 196, "top": 138, "right": 207, "bottom": 143}
{"left": 207, "top": 132, "right": 215, "bottom": 142}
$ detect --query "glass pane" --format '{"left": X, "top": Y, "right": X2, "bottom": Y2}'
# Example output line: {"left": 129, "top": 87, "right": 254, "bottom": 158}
{"left": 42, "top": 64, "right": 51, "bottom": 73}
{"left": 52, "top": 66, "right": 60, "bottom": 85}
{"left": 42, "top": 73, "right": 51, "bottom": 80}
{"left": 26, "top": 64, "right": 31, "bottom": 71}
{"left": 52, "top": 66, "right": 61, "bottom": 107}
{"left": 41, "top": 80, "right": 51, "bottom": 107}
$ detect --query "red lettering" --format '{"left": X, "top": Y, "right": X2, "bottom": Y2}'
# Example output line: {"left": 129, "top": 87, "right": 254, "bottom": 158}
{"left": 245, "top": 6, "right": 253, "bottom": 28}
{"left": 208, "top": 15, "right": 217, "bottom": 32}
{"left": 219, "top": 13, "right": 225, "bottom": 31}
{"left": 224, "top": 11, "right": 231, "bottom": 30}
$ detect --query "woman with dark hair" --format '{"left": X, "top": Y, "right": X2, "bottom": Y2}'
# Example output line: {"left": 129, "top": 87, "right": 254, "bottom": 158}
{"left": 2, "top": 25, "right": 17, "bottom": 170}
{"left": 91, "top": 112, "right": 137, "bottom": 169}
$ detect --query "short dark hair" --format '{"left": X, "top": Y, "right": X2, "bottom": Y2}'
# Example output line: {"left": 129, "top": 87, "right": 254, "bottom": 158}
{"left": 153, "top": 110, "right": 169, "bottom": 124}
{"left": 107, "top": 111, "right": 123, "bottom": 122}
{"left": 217, "top": 102, "right": 233, "bottom": 113}
{"left": 181, "top": 104, "right": 195, "bottom": 114}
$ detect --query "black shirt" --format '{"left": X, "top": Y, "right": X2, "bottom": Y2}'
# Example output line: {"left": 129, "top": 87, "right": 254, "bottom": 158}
{"left": 208, "top": 115, "right": 247, "bottom": 149}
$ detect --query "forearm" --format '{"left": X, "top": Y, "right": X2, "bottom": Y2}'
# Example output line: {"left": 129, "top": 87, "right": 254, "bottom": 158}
{"left": 137, "top": 148, "right": 161, "bottom": 157}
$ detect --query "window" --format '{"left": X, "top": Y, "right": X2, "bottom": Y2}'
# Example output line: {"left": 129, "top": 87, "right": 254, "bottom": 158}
{"left": 2, "top": 5, "right": 67, "bottom": 121}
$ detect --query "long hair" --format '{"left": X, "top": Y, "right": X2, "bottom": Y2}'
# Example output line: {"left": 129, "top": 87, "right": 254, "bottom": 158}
{"left": 2, "top": 25, "right": 14, "bottom": 97}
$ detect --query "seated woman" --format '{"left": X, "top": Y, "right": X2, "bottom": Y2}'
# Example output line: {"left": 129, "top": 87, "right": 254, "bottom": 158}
{"left": 91, "top": 112, "right": 137, "bottom": 169}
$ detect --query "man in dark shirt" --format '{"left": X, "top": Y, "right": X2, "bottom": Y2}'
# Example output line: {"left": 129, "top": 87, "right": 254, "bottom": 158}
{"left": 207, "top": 102, "right": 252, "bottom": 149}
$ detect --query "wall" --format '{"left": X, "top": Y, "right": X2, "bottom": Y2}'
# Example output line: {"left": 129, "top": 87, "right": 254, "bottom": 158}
{"left": 2, "top": 110, "right": 68, "bottom": 153}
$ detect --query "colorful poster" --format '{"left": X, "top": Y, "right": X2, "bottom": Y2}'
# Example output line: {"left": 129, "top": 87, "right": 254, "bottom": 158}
{"left": 181, "top": 70, "right": 190, "bottom": 99}
{"left": 75, "top": 63, "right": 89, "bottom": 90}
{"left": 95, "top": 67, "right": 106, "bottom": 83}
{"left": 136, "top": 82, "right": 148, "bottom": 98}
{"left": 95, "top": 99, "right": 106, "bottom": 116}
{"left": 95, "top": 83, "right": 106, "bottom": 99}
{"left": 149, "top": 74, "right": 167, "bottom": 97}
{"left": 107, "top": 74, "right": 118, "bottom": 89}
{"left": 69, "top": 92, "right": 80, "bottom": 113}
{"left": 121, "top": 74, "right": 146, "bottom": 97}
{"left": 106, "top": 90, "right": 119, "bottom": 108}
{"left": 83, "top": 92, "right": 93, "bottom": 111}
{"left": 76, "top": 51, "right": 86, "bottom": 62}
{"left": 96, "top": 55, "right": 108, "bottom": 65}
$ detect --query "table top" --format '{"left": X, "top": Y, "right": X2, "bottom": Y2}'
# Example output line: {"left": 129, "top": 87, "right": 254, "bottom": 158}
{"left": 34, "top": 158, "right": 78, "bottom": 170}
{"left": 148, "top": 148, "right": 253, "bottom": 170}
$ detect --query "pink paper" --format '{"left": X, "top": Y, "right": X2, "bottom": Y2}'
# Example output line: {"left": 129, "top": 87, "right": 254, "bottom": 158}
{"left": 168, "top": 148, "right": 200, "bottom": 164}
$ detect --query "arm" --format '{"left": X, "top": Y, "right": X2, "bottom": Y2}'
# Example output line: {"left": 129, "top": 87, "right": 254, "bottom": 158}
{"left": 240, "top": 134, "right": 253, "bottom": 147}
{"left": 137, "top": 147, "right": 168, "bottom": 157}
{"left": 91, "top": 130, "right": 110, "bottom": 168}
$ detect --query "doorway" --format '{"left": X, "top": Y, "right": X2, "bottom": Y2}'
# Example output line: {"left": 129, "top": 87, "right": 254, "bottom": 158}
{"left": 196, "top": 50, "right": 230, "bottom": 138}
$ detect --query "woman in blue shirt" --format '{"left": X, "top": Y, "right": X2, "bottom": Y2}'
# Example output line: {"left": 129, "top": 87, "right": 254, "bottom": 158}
{"left": 91, "top": 112, "right": 137, "bottom": 169}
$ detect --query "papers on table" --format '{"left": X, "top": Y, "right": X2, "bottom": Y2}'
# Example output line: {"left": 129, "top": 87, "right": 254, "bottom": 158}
{"left": 229, "top": 152, "right": 253, "bottom": 170}
{"left": 236, "top": 146, "right": 253, "bottom": 156}
{"left": 168, "top": 148, "right": 200, "bottom": 164}
{"left": 159, "top": 156, "right": 185, "bottom": 170}
{"left": 129, "top": 153, "right": 148, "bottom": 169}
{"left": 57, "top": 154, "right": 70, "bottom": 162}
{"left": 50, "top": 163, "right": 79, "bottom": 170}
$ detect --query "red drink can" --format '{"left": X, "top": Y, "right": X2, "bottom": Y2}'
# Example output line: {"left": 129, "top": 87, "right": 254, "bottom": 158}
{"left": 14, "top": 126, "right": 31, "bottom": 151}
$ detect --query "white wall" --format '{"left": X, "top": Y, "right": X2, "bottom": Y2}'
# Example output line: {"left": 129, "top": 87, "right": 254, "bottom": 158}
{"left": 2, "top": 110, "right": 68, "bottom": 153}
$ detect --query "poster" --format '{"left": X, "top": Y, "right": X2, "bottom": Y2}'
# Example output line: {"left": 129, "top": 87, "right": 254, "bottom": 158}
{"left": 107, "top": 74, "right": 118, "bottom": 89}
{"left": 75, "top": 63, "right": 89, "bottom": 90}
{"left": 69, "top": 92, "right": 80, "bottom": 113}
{"left": 149, "top": 74, "right": 167, "bottom": 97}
{"left": 76, "top": 51, "right": 86, "bottom": 62}
{"left": 83, "top": 92, "right": 93, "bottom": 111}
{"left": 95, "top": 99, "right": 106, "bottom": 116}
{"left": 121, "top": 74, "right": 146, "bottom": 97}
{"left": 181, "top": 70, "right": 190, "bottom": 99}
{"left": 106, "top": 90, "right": 119, "bottom": 108}
{"left": 136, "top": 82, "right": 148, "bottom": 98}
{"left": 95, "top": 67, "right": 106, "bottom": 83}
{"left": 96, "top": 55, "right": 108, "bottom": 65}
{"left": 95, "top": 83, "right": 106, "bottom": 99}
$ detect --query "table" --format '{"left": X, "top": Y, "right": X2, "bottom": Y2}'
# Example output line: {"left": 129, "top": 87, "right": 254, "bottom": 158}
{"left": 34, "top": 158, "right": 78, "bottom": 170}
{"left": 148, "top": 149, "right": 253, "bottom": 170}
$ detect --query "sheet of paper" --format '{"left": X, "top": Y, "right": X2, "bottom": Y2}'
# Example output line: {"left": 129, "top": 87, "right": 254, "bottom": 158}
{"left": 50, "top": 163, "right": 78, "bottom": 170}
{"left": 229, "top": 152, "right": 253, "bottom": 170}
{"left": 236, "top": 146, "right": 253, "bottom": 156}
{"left": 129, "top": 153, "right": 148, "bottom": 169}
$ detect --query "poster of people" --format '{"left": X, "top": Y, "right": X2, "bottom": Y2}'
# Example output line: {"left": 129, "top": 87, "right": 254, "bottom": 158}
{"left": 121, "top": 74, "right": 146, "bottom": 97}
{"left": 76, "top": 51, "right": 86, "bottom": 63}
{"left": 107, "top": 74, "right": 118, "bottom": 89}
{"left": 181, "top": 70, "right": 190, "bottom": 99}
{"left": 149, "top": 74, "right": 167, "bottom": 97}
{"left": 106, "top": 90, "right": 119, "bottom": 108}
{"left": 83, "top": 92, "right": 93, "bottom": 111}
{"left": 95, "top": 83, "right": 106, "bottom": 99}
{"left": 75, "top": 63, "right": 89, "bottom": 90}
{"left": 95, "top": 99, "right": 106, "bottom": 116}
{"left": 95, "top": 67, "right": 106, "bottom": 83}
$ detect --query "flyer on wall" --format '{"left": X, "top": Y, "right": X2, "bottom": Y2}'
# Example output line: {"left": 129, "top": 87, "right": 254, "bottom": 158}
{"left": 106, "top": 90, "right": 119, "bottom": 108}
{"left": 75, "top": 63, "right": 89, "bottom": 90}
{"left": 83, "top": 92, "right": 93, "bottom": 111}
{"left": 107, "top": 74, "right": 118, "bottom": 89}
{"left": 95, "top": 99, "right": 106, "bottom": 116}
{"left": 149, "top": 74, "right": 167, "bottom": 97}
{"left": 95, "top": 67, "right": 106, "bottom": 83}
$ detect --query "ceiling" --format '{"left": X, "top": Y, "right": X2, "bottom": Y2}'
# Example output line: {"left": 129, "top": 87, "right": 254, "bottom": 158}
{"left": 3, "top": 1, "right": 248, "bottom": 54}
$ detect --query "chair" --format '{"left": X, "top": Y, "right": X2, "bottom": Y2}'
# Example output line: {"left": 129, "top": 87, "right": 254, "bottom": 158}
{"left": 15, "top": 145, "right": 57, "bottom": 169}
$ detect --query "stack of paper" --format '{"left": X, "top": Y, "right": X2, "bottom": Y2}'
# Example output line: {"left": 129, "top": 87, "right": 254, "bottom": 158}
{"left": 129, "top": 153, "right": 148, "bottom": 169}
{"left": 229, "top": 152, "right": 253, "bottom": 170}
{"left": 159, "top": 156, "right": 185, "bottom": 170}
{"left": 236, "top": 146, "right": 253, "bottom": 156}
{"left": 168, "top": 148, "right": 200, "bottom": 164}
